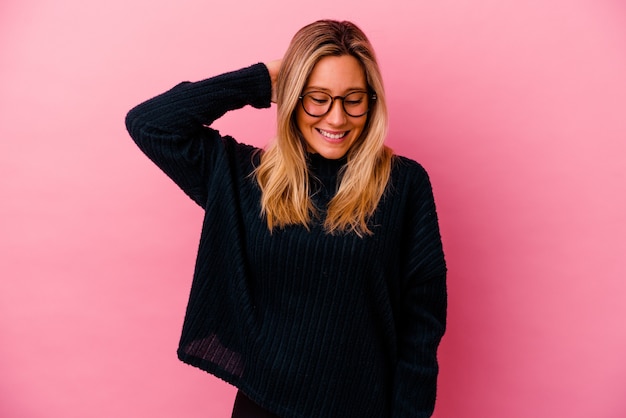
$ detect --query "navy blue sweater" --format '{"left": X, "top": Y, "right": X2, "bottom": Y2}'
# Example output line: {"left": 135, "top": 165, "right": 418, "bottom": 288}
{"left": 125, "top": 63, "right": 447, "bottom": 418}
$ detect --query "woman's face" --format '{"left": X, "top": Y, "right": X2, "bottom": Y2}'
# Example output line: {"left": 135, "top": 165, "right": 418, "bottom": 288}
{"left": 296, "top": 55, "right": 368, "bottom": 160}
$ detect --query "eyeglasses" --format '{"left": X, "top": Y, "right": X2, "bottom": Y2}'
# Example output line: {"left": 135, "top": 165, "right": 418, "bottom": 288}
{"left": 298, "top": 91, "right": 376, "bottom": 118}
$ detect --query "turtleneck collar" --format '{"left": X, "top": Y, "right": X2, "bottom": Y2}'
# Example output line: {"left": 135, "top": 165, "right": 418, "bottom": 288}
{"left": 306, "top": 152, "right": 347, "bottom": 179}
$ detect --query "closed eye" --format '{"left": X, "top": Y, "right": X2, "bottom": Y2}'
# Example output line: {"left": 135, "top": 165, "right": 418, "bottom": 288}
{"left": 345, "top": 99, "right": 363, "bottom": 105}
{"left": 311, "top": 97, "right": 330, "bottom": 104}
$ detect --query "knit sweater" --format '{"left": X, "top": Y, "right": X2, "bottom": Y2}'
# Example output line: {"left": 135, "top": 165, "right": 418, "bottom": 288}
{"left": 125, "top": 63, "right": 447, "bottom": 418}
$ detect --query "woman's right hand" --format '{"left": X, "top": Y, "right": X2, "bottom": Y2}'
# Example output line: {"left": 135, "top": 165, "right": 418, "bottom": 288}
{"left": 265, "top": 59, "right": 282, "bottom": 103}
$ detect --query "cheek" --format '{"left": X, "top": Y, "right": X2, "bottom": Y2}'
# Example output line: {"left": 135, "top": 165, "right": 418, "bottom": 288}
{"left": 353, "top": 117, "right": 368, "bottom": 137}
{"left": 293, "top": 110, "right": 314, "bottom": 148}
{"left": 296, "top": 107, "right": 316, "bottom": 131}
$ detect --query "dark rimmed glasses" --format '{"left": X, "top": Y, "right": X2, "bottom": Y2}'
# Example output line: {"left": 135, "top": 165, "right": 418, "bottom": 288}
{"left": 298, "top": 91, "right": 376, "bottom": 118}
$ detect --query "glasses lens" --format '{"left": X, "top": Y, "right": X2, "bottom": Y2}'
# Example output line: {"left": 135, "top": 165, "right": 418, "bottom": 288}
{"left": 302, "top": 92, "right": 332, "bottom": 117}
{"left": 342, "top": 92, "right": 369, "bottom": 117}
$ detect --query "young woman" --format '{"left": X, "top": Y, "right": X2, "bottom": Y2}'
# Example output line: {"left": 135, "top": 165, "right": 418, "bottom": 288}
{"left": 126, "top": 19, "right": 447, "bottom": 418}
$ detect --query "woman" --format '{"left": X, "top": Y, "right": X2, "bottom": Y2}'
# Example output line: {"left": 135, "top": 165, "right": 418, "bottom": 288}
{"left": 126, "top": 19, "right": 446, "bottom": 418}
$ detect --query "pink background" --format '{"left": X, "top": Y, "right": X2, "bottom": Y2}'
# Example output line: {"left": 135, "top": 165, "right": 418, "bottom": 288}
{"left": 1, "top": 0, "right": 625, "bottom": 417}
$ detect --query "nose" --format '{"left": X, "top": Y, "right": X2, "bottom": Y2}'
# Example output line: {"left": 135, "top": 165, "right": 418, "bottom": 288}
{"left": 324, "top": 98, "right": 347, "bottom": 126}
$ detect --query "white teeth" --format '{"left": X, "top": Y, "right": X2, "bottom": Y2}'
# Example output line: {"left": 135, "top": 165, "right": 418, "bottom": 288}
{"left": 319, "top": 129, "right": 347, "bottom": 140}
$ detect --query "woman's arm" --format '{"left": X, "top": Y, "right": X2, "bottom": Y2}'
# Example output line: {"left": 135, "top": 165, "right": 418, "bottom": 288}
{"left": 125, "top": 63, "right": 272, "bottom": 206}
{"left": 392, "top": 163, "right": 447, "bottom": 417}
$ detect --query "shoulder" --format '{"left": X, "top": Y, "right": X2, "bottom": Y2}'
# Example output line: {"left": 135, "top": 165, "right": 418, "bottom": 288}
{"left": 390, "top": 154, "right": 432, "bottom": 190}
{"left": 214, "top": 133, "right": 262, "bottom": 170}
{"left": 384, "top": 154, "right": 441, "bottom": 221}
{"left": 220, "top": 133, "right": 260, "bottom": 154}
{"left": 392, "top": 155, "right": 427, "bottom": 174}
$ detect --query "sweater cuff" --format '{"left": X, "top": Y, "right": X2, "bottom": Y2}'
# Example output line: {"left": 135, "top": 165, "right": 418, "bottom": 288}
{"left": 240, "top": 63, "right": 273, "bottom": 110}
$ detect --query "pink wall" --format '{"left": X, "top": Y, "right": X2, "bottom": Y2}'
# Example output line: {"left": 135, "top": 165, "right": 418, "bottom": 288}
{"left": 1, "top": 0, "right": 625, "bottom": 417}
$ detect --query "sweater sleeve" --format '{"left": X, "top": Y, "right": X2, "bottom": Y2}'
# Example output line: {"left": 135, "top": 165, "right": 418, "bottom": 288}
{"left": 124, "top": 63, "right": 272, "bottom": 207}
{"left": 392, "top": 163, "right": 447, "bottom": 418}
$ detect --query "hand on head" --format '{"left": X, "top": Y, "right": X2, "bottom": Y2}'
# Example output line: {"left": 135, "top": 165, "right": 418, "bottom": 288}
{"left": 265, "top": 59, "right": 282, "bottom": 103}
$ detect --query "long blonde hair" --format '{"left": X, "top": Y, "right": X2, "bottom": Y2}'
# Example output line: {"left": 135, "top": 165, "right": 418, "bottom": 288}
{"left": 254, "top": 20, "right": 393, "bottom": 236}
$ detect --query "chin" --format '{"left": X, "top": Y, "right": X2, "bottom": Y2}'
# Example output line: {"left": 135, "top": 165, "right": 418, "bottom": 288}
{"left": 316, "top": 149, "right": 349, "bottom": 160}
{"left": 306, "top": 135, "right": 356, "bottom": 160}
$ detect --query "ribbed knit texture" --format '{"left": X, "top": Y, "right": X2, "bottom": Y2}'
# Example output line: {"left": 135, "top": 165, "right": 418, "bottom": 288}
{"left": 125, "top": 63, "right": 447, "bottom": 418}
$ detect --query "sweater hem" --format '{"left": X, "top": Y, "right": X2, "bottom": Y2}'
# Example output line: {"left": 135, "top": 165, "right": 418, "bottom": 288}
{"left": 177, "top": 350, "right": 295, "bottom": 418}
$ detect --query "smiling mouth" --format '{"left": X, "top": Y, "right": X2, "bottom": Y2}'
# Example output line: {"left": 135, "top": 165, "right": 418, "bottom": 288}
{"left": 317, "top": 129, "right": 348, "bottom": 140}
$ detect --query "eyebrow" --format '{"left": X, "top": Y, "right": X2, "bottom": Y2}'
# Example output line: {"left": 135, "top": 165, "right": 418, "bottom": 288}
{"left": 304, "top": 85, "right": 368, "bottom": 93}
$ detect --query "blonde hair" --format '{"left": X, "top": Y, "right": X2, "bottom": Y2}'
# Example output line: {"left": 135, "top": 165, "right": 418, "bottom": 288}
{"left": 254, "top": 20, "right": 393, "bottom": 236}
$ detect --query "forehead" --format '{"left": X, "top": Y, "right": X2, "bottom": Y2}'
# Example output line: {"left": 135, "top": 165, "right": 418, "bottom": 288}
{"left": 305, "top": 55, "right": 367, "bottom": 92}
